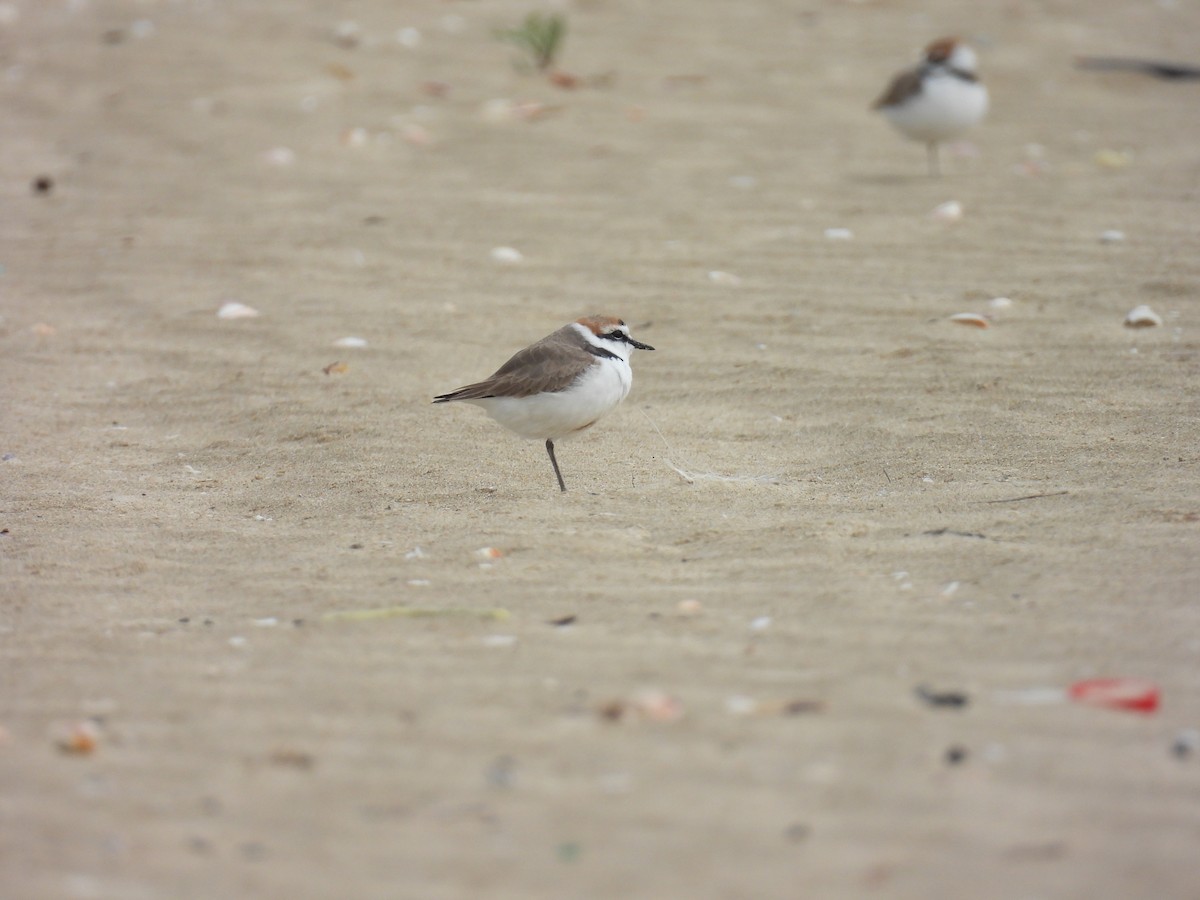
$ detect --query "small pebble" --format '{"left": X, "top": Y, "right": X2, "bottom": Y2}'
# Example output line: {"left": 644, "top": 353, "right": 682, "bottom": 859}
{"left": 1100, "top": 230, "right": 1126, "bottom": 244}
{"left": 749, "top": 616, "right": 772, "bottom": 631}
{"left": 824, "top": 228, "right": 853, "bottom": 240}
{"left": 253, "top": 617, "right": 279, "bottom": 627}
{"left": 988, "top": 297, "right": 1013, "bottom": 310}
{"left": 333, "top": 336, "right": 368, "bottom": 348}
{"left": 676, "top": 599, "right": 703, "bottom": 615}
{"left": 1124, "top": 305, "right": 1163, "bottom": 328}
{"left": 228, "top": 636, "right": 247, "bottom": 648}
{"left": 1171, "top": 729, "right": 1199, "bottom": 759}
{"left": 482, "top": 634, "right": 518, "bottom": 648}
{"left": 915, "top": 685, "right": 969, "bottom": 708}
{"left": 944, "top": 745, "right": 969, "bottom": 765}
{"left": 32, "top": 175, "right": 54, "bottom": 195}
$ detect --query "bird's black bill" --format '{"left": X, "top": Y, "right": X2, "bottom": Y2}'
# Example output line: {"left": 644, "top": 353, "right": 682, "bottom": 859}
{"left": 629, "top": 338, "right": 655, "bottom": 351}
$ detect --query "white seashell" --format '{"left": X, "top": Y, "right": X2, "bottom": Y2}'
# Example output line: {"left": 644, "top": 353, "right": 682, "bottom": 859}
{"left": 1124, "top": 305, "right": 1163, "bottom": 328}
{"left": 404, "top": 546, "right": 426, "bottom": 559}
{"left": 333, "top": 336, "right": 368, "bottom": 348}
{"left": 253, "top": 617, "right": 279, "bottom": 627}
{"left": 482, "top": 634, "right": 517, "bottom": 648}
{"left": 949, "top": 312, "right": 990, "bottom": 329}
{"left": 217, "top": 301, "right": 260, "bottom": 319}
{"left": 930, "top": 200, "right": 963, "bottom": 222}
{"left": 490, "top": 246, "right": 523, "bottom": 264}
{"left": 707, "top": 270, "right": 742, "bottom": 286}
{"left": 824, "top": 228, "right": 853, "bottom": 240}
{"left": 988, "top": 297, "right": 1013, "bottom": 309}
{"left": 1100, "top": 230, "right": 1126, "bottom": 244}
{"left": 262, "top": 146, "right": 295, "bottom": 166}
{"left": 749, "top": 616, "right": 772, "bottom": 631}
{"left": 475, "top": 546, "right": 504, "bottom": 560}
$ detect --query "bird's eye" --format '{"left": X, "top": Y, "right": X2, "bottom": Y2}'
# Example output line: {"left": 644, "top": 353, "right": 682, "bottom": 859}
{"left": 609, "top": 331, "right": 627, "bottom": 341}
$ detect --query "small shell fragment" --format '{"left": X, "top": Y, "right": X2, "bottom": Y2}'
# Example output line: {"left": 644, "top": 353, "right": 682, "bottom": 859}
{"left": 930, "top": 200, "right": 963, "bottom": 223}
{"left": 676, "top": 599, "right": 703, "bottom": 616}
{"left": 988, "top": 297, "right": 1013, "bottom": 310}
{"left": 341, "top": 127, "right": 370, "bottom": 148}
{"left": 333, "top": 336, "right": 368, "bottom": 348}
{"left": 1124, "top": 305, "right": 1163, "bottom": 329}
{"left": 217, "top": 301, "right": 260, "bottom": 320}
{"left": 1100, "top": 230, "right": 1126, "bottom": 244}
{"left": 824, "top": 227, "right": 853, "bottom": 240}
{"left": 490, "top": 246, "right": 524, "bottom": 264}
{"left": 632, "top": 690, "right": 685, "bottom": 723}
{"left": 475, "top": 546, "right": 504, "bottom": 560}
{"left": 707, "top": 270, "right": 742, "bottom": 286}
{"left": 949, "top": 312, "right": 991, "bottom": 329}
{"left": 56, "top": 720, "right": 101, "bottom": 755}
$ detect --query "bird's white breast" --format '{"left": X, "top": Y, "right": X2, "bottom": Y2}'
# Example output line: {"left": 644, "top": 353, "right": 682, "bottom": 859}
{"left": 470, "top": 357, "right": 633, "bottom": 442}
{"left": 883, "top": 73, "right": 988, "bottom": 143}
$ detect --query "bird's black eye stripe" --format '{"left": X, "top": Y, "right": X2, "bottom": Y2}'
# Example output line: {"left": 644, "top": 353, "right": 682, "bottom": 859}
{"left": 606, "top": 330, "right": 628, "bottom": 342}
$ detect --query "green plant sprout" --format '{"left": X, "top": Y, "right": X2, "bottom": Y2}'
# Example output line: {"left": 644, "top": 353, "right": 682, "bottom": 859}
{"left": 495, "top": 12, "right": 567, "bottom": 72}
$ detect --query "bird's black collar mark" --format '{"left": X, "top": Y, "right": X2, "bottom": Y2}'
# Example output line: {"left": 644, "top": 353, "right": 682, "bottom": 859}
{"left": 586, "top": 344, "right": 621, "bottom": 361}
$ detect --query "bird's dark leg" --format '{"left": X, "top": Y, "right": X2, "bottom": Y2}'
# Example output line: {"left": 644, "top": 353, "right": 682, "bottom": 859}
{"left": 545, "top": 439, "right": 567, "bottom": 492}
{"left": 927, "top": 141, "right": 941, "bottom": 177}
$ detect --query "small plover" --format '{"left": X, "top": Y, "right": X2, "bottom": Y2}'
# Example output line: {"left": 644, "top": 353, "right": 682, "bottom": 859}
{"left": 433, "top": 316, "right": 654, "bottom": 492}
{"left": 873, "top": 37, "right": 989, "bottom": 176}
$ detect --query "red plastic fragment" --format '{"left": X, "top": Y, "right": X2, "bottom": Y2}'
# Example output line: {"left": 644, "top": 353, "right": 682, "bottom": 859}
{"left": 1068, "top": 678, "right": 1160, "bottom": 713}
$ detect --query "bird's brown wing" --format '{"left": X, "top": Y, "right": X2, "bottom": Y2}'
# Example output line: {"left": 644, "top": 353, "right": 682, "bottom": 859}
{"left": 433, "top": 327, "right": 594, "bottom": 402}
{"left": 873, "top": 68, "right": 923, "bottom": 109}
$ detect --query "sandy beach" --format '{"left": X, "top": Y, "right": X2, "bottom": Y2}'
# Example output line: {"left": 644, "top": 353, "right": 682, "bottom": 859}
{"left": 3, "top": 0, "right": 1199, "bottom": 897}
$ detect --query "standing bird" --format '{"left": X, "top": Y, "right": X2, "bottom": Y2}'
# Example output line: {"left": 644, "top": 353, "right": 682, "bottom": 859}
{"left": 873, "top": 37, "right": 989, "bottom": 176}
{"left": 433, "top": 316, "right": 654, "bottom": 492}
